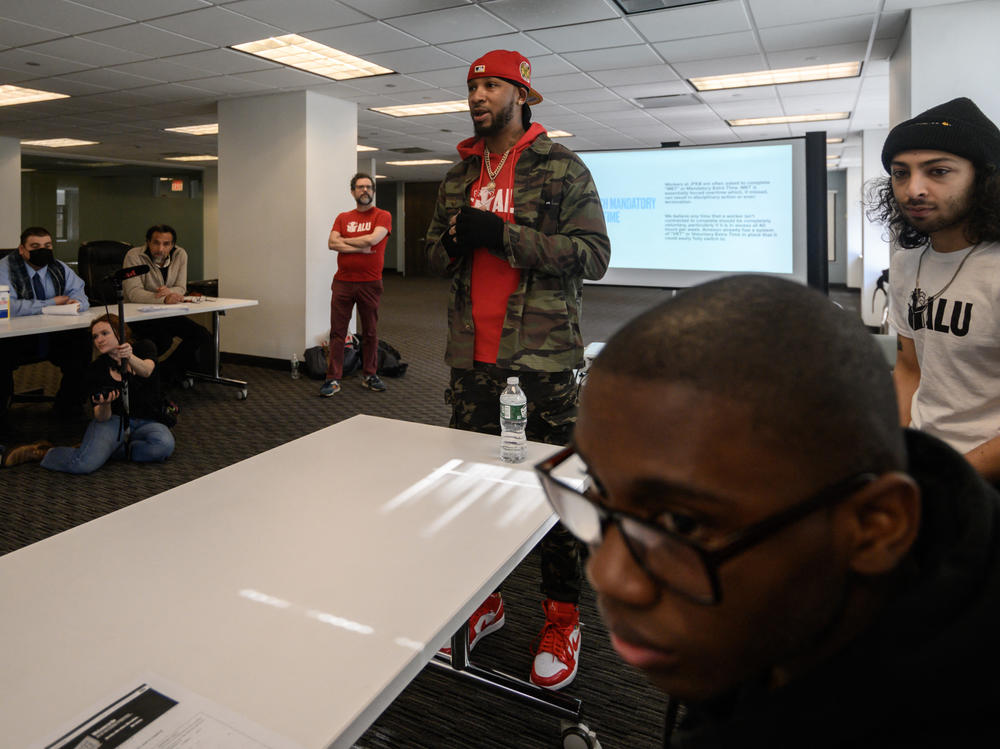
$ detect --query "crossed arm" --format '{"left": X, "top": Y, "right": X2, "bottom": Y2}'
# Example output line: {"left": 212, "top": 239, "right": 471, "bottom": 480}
{"left": 328, "top": 226, "right": 388, "bottom": 254}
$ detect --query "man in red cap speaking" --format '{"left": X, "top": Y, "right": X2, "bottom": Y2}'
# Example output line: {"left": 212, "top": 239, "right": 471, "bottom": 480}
{"left": 426, "top": 50, "right": 610, "bottom": 690}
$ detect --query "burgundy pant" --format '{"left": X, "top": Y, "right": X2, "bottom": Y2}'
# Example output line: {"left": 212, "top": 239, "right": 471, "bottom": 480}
{"left": 326, "top": 279, "right": 382, "bottom": 379}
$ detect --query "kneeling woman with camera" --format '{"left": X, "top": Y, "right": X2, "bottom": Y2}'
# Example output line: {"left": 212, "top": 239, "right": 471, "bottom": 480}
{"left": 36, "top": 314, "right": 174, "bottom": 474}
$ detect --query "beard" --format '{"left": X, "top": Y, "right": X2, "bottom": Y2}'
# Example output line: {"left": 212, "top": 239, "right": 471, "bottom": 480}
{"left": 473, "top": 98, "right": 517, "bottom": 137}
{"left": 356, "top": 192, "right": 373, "bottom": 206}
{"left": 902, "top": 184, "right": 974, "bottom": 236}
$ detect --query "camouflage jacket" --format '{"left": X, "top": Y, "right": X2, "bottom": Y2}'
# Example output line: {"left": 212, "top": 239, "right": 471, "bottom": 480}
{"left": 426, "top": 132, "right": 610, "bottom": 372}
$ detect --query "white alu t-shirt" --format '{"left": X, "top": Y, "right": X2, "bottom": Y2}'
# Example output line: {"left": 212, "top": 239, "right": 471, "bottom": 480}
{"left": 889, "top": 241, "right": 1000, "bottom": 454}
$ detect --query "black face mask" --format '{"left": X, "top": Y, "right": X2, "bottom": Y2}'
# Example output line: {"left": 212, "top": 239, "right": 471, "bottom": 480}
{"left": 27, "top": 248, "right": 54, "bottom": 267}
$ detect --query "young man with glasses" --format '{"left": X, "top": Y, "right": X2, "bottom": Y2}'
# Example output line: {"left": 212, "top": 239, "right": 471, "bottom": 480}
{"left": 536, "top": 274, "right": 1000, "bottom": 745}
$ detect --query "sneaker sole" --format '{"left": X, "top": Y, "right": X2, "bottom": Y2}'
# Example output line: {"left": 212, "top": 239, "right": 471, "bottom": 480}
{"left": 361, "top": 382, "right": 385, "bottom": 391}
{"left": 530, "top": 655, "right": 578, "bottom": 691}
{"left": 319, "top": 387, "right": 340, "bottom": 397}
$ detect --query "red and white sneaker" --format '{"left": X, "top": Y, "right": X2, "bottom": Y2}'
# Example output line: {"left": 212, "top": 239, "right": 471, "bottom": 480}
{"left": 530, "top": 599, "right": 581, "bottom": 690}
{"left": 440, "top": 592, "right": 505, "bottom": 656}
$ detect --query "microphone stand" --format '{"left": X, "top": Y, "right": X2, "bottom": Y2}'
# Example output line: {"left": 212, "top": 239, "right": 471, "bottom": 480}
{"left": 111, "top": 277, "right": 131, "bottom": 448}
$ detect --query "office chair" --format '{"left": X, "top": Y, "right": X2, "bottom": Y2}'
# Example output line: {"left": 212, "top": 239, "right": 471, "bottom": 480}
{"left": 77, "top": 240, "right": 132, "bottom": 305}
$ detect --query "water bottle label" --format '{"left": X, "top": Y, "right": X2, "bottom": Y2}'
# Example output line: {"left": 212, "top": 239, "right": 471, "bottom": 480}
{"left": 501, "top": 403, "right": 526, "bottom": 420}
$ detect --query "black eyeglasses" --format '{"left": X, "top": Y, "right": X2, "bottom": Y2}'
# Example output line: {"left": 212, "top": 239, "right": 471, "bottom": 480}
{"left": 534, "top": 445, "right": 876, "bottom": 605}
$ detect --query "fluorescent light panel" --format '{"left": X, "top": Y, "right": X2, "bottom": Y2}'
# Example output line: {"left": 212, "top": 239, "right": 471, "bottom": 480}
{"left": 826, "top": 137, "right": 844, "bottom": 144}
{"left": 0, "top": 85, "right": 69, "bottom": 107}
{"left": 165, "top": 123, "right": 218, "bottom": 135}
{"left": 370, "top": 101, "right": 468, "bottom": 117}
{"left": 232, "top": 34, "right": 393, "bottom": 81}
{"left": 547, "top": 130, "right": 574, "bottom": 138}
{"left": 357, "top": 144, "right": 378, "bottom": 152}
{"left": 690, "top": 61, "right": 861, "bottom": 92}
{"left": 164, "top": 154, "right": 217, "bottom": 162}
{"left": 727, "top": 112, "right": 849, "bottom": 127}
{"left": 385, "top": 159, "right": 452, "bottom": 166}
{"left": 21, "top": 138, "right": 98, "bottom": 147}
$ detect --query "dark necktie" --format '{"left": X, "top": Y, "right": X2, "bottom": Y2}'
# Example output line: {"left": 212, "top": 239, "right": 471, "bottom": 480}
{"left": 31, "top": 273, "right": 47, "bottom": 301}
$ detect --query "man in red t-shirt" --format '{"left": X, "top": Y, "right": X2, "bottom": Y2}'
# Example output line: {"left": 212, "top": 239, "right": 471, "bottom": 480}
{"left": 321, "top": 173, "right": 392, "bottom": 396}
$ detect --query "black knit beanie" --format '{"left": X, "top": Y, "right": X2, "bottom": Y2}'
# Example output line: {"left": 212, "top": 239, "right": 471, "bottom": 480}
{"left": 881, "top": 97, "right": 1000, "bottom": 172}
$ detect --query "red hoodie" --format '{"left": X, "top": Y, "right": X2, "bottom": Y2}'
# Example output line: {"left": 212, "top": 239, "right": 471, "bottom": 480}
{"left": 456, "top": 122, "right": 546, "bottom": 364}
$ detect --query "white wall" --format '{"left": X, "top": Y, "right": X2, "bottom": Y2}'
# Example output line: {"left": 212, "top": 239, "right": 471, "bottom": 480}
{"left": 202, "top": 166, "right": 218, "bottom": 280}
{"left": 218, "top": 90, "right": 356, "bottom": 359}
{"left": 908, "top": 0, "right": 1000, "bottom": 123}
{"left": 0, "top": 137, "right": 20, "bottom": 246}
{"left": 845, "top": 165, "right": 864, "bottom": 290}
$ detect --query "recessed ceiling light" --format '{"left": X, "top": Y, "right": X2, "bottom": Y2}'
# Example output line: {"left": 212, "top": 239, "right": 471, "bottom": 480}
{"left": 826, "top": 137, "right": 844, "bottom": 144}
{"left": 165, "top": 123, "right": 219, "bottom": 135}
{"left": 826, "top": 154, "right": 840, "bottom": 160}
{"left": 357, "top": 144, "right": 378, "bottom": 152}
{"left": 370, "top": 101, "right": 469, "bottom": 117}
{"left": 374, "top": 174, "right": 387, "bottom": 179}
{"left": 384, "top": 159, "right": 453, "bottom": 166}
{"left": 164, "top": 155, "right": 218, "bottom": 162}
{"left": 232, "top": 34, "right": 393, "bottom": 81}
{"left": 0, "top": 85, "right": 69, "bottom": 107}
{"left": 547, "top": 130, "right": 574, "bottom": 138}
{"left": 727, "top": 112, "right": 849, "bottom": 127}
{"left": 21, "top": 138, "right": 98, "bottom": 147}
{"left": 690, "top": 62, "right": 861, "bottom": 92}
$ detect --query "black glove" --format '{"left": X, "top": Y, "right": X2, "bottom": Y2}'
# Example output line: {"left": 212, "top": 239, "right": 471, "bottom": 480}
{"left": 454, "top": 205, "right": 504, "bottom": 253}
{"left": 440, "top": 223, "right": 465, "bottom": 259}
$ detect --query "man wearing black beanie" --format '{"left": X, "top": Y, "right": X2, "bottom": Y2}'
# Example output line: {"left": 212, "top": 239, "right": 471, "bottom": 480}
{"left": 868, "top": 97, "right": 1000, "bottom": 482}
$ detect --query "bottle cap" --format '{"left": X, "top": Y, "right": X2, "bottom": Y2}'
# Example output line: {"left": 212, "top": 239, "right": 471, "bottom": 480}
{"left": 507, "top": 376, "right": 518, "bottom": 385}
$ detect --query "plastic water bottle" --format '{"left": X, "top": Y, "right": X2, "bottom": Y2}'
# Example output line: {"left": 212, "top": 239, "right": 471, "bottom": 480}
{"left": 500, "top": 376, "right": 527, "bottom": 463}
{"left": 290, "top": 352, "right": 300, "bottom": 379}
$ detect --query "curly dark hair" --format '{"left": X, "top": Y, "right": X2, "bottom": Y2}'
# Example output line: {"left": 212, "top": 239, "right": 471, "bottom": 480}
{"left": 865, "top": 165, "right": 1000, "bottom": 249}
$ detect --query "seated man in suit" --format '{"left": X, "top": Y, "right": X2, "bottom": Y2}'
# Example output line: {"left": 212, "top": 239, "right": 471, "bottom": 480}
{"left": 122, "top": 224, "right": 209, "bottom": 385}
{"left": 0, "top": 226, "right": 91, "bottom": 422}
{"left": 536, "top": 274, "right": 1000, "bottom": 745}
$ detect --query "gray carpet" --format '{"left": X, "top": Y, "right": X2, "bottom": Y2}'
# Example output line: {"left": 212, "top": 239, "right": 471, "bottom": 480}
{"left": 1, "top": 276, "right": 851, "bottom": 747}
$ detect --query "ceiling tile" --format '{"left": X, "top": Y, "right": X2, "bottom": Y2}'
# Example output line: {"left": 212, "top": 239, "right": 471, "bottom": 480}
{"left": 544, "top": 87, "right": 619, "bottom": 104}
{"left": 485, "top": 0, "right": 618, "bottom": 30}
{"left": 653, "top": 31, "right": 759, "bottom": 63}
{"left": 337, "top": 0, "right": 471, "bottom": 18}
{"left": 171, "top": 74, "right": 270, "bottom": 94}
{"left": 386, "top": 6, "right": 514, "bottom": 44}
{"left": 232, "top": 67, "right": 325, "bottom": 88}
{"left": 748, "top": 0, "right": 879, "bottom": 28}
{"left": 225, "top": 0, "right": 368, "bottom": 32}
{"left": 130, "top": 82, "right": 213, "bottom": 101}
{"left": 636, "top": 1, "right": 750, "bottom": 43}
{"left": 535, "top": 73, "right": 601, "bottom": 94}
{"left": 327, "top": 73, "right": 435, "bottom": 95}
{"left": 305, "top": 21, "right": 425, "bottom": 55}
{"left": 765, "top": 42, "right": 870, "bottom": 68}
{"left": 614, "top": 80, "right": 693, "bottom": 101}
{"left": 524, "top": 54, "right": 578, "bottom": 78}
{"left": 526, "top": 19, "right": 644, "bottom": 53}
{"left": 165, "top": 48, "right": 280, "bottom": 75}
{"left": 71, "top": 0, "right": 211, "bottom": 21}
{"left": 0, "top": 18, "right": 63, "bottom": 46}
{"left": 145, "top": 7, "right": 285, "bottom": 46}
{"left": 0, "top": 49, "right": 90, "bottom": 78}
{"left": 561, "top": 44, "right": 662, "bottom": 72}
{"left": 58, "top": 67, "right": 162, "bottom": 90}
{"left": 33, "top": 76, "right": 112, "bottom": 96}
{"left": 588, "top": 64, "right": 680, "bottom": 87}
{"left": 108, "top": 59, "right": 212, "bottom": 83}
{"left": 0, "top": 0, "right": 131, "bottom": 35}
{"left": 759, "top": 15, "right": 876, "bottom": 52}
{"left": 673, "top": 53, "right": 768, "bottom": 78}
{"left": 82, "top": 23, "right": 215, "bottom": 56}
{"left": 27, "top": 37, "right": 146, "bottom": 67}
{"left": 439, "top": 33, "right": 549, "bottom": 62}
{"left": 366, "top": 46, "right": 466, "bottom": 74}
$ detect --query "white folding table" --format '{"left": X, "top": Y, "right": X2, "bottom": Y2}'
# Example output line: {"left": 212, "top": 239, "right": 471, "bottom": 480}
{"left": 0, "top": 415, "right": 576, "bottom": 748}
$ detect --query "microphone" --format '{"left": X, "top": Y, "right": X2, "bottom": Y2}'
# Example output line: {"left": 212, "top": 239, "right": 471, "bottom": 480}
{"left": 105, "top": 265, "right": 150, "bottom": 281}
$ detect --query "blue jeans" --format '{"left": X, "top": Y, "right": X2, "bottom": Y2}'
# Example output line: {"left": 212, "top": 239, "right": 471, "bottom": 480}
{"left": 41, "top": 417, "right": 175, "bottom": 475}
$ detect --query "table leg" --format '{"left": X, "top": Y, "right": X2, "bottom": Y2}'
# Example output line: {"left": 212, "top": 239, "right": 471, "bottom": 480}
{"left": 185, "top": 310, "right": 248, "bottom": 396}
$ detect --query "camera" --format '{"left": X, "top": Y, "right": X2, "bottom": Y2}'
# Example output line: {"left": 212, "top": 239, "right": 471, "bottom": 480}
{"left": 90, "top": 384, "right": 119, "bottom": 402}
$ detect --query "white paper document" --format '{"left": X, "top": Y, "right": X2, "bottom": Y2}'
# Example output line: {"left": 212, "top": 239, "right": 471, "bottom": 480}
{"left": 41, "top": 303, "right": 81, "bottom": 316}
{"left": 34, "top": 674, "right": 305, "bottom": 749}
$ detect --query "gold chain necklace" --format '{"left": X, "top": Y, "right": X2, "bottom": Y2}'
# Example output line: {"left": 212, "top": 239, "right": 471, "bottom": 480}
{"left": 483, "top": 145, "right": 511, "bottom": 194}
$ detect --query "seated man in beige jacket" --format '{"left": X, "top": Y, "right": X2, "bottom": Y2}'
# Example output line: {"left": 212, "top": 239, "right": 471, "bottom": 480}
{"left": 123, "top": 224, "right": 209, "bottom": 385}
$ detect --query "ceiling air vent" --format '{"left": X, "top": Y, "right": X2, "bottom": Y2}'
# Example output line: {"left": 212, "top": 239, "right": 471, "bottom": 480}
{"left": 612, "top": 0, "right": 720, "bottom": 14}
{"left": 388, "top": 146, "right": 432, "bottom": 154}
{"left": 634, "top": 94, "right": 700, "bottom": 109}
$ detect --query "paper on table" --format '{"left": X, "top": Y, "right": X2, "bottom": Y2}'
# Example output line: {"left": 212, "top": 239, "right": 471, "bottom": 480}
{"left": 41, "top": 303, "right": 81, "bottom": 316}
{"left": 138, "top": 305, "right": 190, "bottom": 313}
{"left": 32, "top": 673, "right": 306, "bottom": 749}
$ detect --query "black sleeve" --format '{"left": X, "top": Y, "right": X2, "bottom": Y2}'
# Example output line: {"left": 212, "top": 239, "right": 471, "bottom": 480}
{"left": 133, "top": 338, "right": 157, "bottom": 363}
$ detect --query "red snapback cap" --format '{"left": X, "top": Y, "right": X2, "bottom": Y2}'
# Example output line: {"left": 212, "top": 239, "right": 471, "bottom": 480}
{"left": 467, "top": 49, "right": 542, "bottom": 105}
